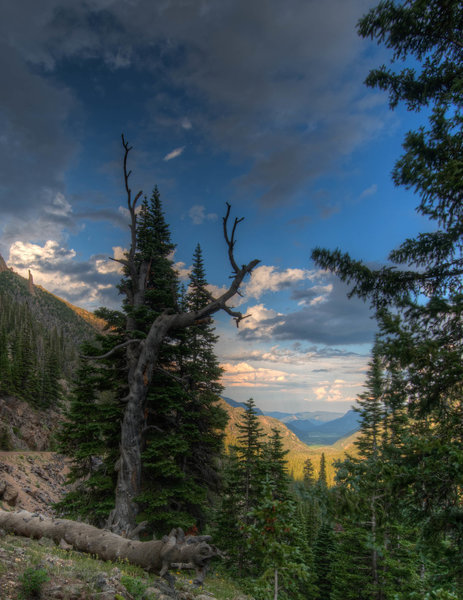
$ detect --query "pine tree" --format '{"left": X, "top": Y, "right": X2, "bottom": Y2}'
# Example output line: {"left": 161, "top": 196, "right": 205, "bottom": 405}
{"left": 312, "top": 522, "right": 335, "bottom": 600}
{"left": 316, "top": 453, "right": 327, "bottom": 489}
{"left": 311, "top": 1, "right": 463, "bottom": 592}
{"left": 217, "top": 399, "right": 267, "bottom": 574}
{"left": 303, "top": 457, "right": 315, "bottom": 488}
{"left": 0, "top": 326, "right": 12, "bottom": 395}
{"left": 245, "top": 479, "right": 316, "bottom": 600}
{"left": 262, "top": 428, "right": 291, "bottom": 501}
{"left": 56, "top": 339, "right": 123, "bottom": 524}
{"left": 129, "top": 219, "right": 227, "bottom": 535}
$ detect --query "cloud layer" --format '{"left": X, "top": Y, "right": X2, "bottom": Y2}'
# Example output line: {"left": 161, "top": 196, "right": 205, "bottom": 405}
{"left": 1, "top": 0, "right": 384, "bottom": 251}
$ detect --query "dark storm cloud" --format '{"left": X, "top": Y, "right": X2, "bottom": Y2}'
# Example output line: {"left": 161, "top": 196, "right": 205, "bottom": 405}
{"left": 0, "top": 42, "right": 76, "bottom": 215}
{"left": 275, "top": 279, "right": 377, "bottom": 344}
{"left": 0, "top": 0, "right": 382, "bottom": 237}
{"left": 240, "top": 276, "right": 377, "bottom": 345}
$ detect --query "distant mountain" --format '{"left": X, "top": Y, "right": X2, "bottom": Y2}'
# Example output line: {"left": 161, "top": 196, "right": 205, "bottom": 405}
{"left": 265, "top": 410, "right": 344, "bottom": 423}
{"left": 224, "top": 397, "right": 360, "bottom": 446}
{"left": 219, "top": 399, "right": 359, "bottom": 484}
{"left": 222, "top": 396, "right": 264, "bottom": 415}
{"left": 287, "top": 409, "right": 361, "bottom": 446}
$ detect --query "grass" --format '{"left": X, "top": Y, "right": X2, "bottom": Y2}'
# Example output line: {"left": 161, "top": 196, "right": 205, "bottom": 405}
{"left": 0, "top": 533, "right": 252, "bottom": 600}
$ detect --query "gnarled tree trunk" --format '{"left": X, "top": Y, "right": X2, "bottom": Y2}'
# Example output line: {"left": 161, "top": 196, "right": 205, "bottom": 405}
{"left": 100, "top": 136, "right": 259, "bottom": 535}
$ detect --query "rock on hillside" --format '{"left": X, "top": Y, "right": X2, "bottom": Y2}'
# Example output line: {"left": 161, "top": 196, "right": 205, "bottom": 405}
{"left": 0, "top": 396, "right": 70, "bottom": 517}
{"left": 0, "top": 452, "right": 68, "bottom": 516}
{"left": 0, "top": 395, "right": 62, "bottom": 451}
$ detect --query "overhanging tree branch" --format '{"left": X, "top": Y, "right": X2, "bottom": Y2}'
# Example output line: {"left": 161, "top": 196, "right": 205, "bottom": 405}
{"left": 81, "top": 338, "right": 142, "bottom": 360}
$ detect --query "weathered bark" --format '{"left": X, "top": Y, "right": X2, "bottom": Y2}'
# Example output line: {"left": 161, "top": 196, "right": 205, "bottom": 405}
{"left": 0, "top": 510, "right": 218, "bottom": 585}
{"left": 102, "top": 136, "right": 260, "bottom": 535}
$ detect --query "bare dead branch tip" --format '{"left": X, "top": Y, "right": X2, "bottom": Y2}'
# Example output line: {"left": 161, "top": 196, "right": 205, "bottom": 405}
{"left": 81, "top": 338, "right": 142, "bottom": 360}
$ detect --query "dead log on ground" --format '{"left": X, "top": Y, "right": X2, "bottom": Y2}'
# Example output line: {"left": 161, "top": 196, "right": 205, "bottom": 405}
{"left": 0, "top": 510, "right": 218, "bottom": 585}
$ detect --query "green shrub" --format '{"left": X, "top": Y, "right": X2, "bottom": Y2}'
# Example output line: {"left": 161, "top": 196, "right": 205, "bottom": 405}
{"left": 18, "top": 567, "right": 49, "bottom": 599}
{"left": 120, "top": 574, "right": 147, "bottom": 600}
{"left": 0, "top": 426, "right": 13, "bottom": 450}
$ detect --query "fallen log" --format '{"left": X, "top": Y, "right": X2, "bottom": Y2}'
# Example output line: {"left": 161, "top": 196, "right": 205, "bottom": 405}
{"left": 0, "top": 510, "right": 218, "bottom": 585}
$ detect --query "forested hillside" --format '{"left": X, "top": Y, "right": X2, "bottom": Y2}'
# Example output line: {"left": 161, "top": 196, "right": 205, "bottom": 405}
{"left": 0, "top": 266, "right": 102, "bottom": 409}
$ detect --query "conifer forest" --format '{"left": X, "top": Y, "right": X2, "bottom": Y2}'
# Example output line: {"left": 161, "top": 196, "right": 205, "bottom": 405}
{"left": 1, "top": 1, "right": 463, "bottom": 599}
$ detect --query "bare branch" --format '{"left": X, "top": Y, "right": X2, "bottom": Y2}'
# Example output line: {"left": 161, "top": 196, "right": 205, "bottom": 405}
{"left": 142, "top": 424, "right": 164, "bottom": 435}
{"left": 109, "top": 256, "right": 129, "bottom": 267}
{"left": 222, "top": 306, "right": 252, "bottom": 327}
{"left": 81, "top": 338, "right": 141, "bottom": 360}
{"left": 223, "top": 202, "right": 242, "bottom": 274}
{"left": 121, "top": 134, "right": 143, "bottom": 270}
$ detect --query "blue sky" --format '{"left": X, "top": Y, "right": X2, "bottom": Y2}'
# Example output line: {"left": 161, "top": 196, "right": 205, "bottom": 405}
{"left": 0, "top": 0, "right": 429, "bottom": 412}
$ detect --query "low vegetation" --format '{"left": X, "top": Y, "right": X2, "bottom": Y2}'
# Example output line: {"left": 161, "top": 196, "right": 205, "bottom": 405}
{"left": 0, "top": 532, "right": 250, "bottom": 600}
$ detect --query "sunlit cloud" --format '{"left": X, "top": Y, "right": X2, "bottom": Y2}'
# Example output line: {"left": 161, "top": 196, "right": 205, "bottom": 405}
{"left": 244, "top": 265, "right": 321, "bottom": 300}
{"left": 221, "top": 361, "right": 290, "bottom": 388}
{"left": 95, "top": 246, "right": 126, "bottom": 274}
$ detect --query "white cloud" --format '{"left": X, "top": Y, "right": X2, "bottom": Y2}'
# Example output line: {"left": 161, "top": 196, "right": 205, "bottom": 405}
{"left": 206, "top": 283, "right": 229, "bottom": 299}
{"left": 95, "top": 246, "right": 126, "bottom": 274}
{"left": 244, "top": 265, "right": 320, "bottom": 300}
{"left": 7, "top": 239, "right": 121, "bottom": 309}
{"left": 220, "top": 361, "right": 290, "bottom": 388}
{"left": 181, "top": 117, "right": 192, "bottom": 129}
{"left": 174, "top": 260, "right": 191, "bottom": 279}
{"left": 295, "top": 283, "right": 333, "bottom": 306}
{"left": 188, "top": 204, "right": 218, "bottom": 225}
{"left": 359, "top": 184, "right": 378, "bottom": 199}
{"left": 9, "top": 240, "right": 76, "bottom": 267}
{"left": 313, "top": 378, "right": 360, "bottom": 403}
{"left": 240, "top": 303, "right": 281, "bottom": 338}
{"left": 164, "top": 146, "right": 185, "bottom": 161}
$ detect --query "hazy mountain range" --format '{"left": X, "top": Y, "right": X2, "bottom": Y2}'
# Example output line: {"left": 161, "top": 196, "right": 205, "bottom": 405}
{"left": 222, "top": 397, "right": 360, "bottom": 446}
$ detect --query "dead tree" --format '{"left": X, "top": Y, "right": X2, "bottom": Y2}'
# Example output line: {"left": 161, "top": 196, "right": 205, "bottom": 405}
{"left": 0, "top": 510, "right": 218, "bottom": 586}
{"left": 95, "top": 135, "right": 259, "bottom": 536}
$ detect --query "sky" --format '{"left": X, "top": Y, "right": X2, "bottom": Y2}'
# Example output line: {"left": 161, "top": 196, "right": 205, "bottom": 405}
{"left": 0, "top": 0, "right": 430, "bottom": 413}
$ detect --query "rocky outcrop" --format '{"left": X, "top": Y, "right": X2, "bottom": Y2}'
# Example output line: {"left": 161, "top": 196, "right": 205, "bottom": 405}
{"left": 0, "top": 395, "right": 62, "bottom": 451}
{"left": 28, "top": 269, "right": 35, "bottom": 295}
{"left": 0, "top": 253, "right": 8, "bottom": 273}
{"left": 0, "top": 452, "right": 68, "bottom": 516}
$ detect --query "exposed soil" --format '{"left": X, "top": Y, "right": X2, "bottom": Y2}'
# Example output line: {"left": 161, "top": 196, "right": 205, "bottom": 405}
{"left": 0, "top": 451, "right": 69, "bottom": 516}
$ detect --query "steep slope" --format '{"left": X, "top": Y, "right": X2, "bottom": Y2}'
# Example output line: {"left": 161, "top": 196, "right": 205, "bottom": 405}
{"left": 219, "top": 398, "right": 310, "bottom": 454}
{"left": 0, "top": 264, "right": 105, "bottom": 425}
{"left": 0, "top": 269, "right": 101, "bottom": 342}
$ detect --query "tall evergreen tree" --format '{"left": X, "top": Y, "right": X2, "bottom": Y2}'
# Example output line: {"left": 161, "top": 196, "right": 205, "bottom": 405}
{"left": 316, "top": 453, "right": 327, "bottom": 489}
{"left": 245, "top": 479, "right": 316, "bottom": 600}
{"left": 137, "top": 241, "right": 227, "bottom": 534}
{"left": 311, "top": 1, "right": 463, "bottom": 592}
{"left": 303, "top": 457, "right": 315, "bottom": 488}
{"left": 217, "top": 399, "right": 267, "bottom": 574}
{"left": 96, "top": 137, "right": 258, "bottom": 535}
{"left": 262, "top": 428, "right": 291, "bottom": 501}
